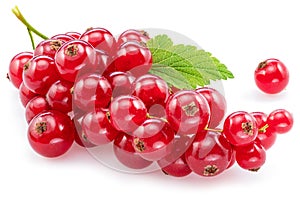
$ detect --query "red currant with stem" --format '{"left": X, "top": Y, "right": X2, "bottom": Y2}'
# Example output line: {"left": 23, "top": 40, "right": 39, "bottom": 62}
{"left": 195, "top": 87, "right": 226, "bottom": 128}
{"left": 267, "top": 109, "right": 293, "bottom": 134}
{"left": 166, "top": 90, "right": 210, "bottom": 135}
{"left": 25, "top": 96, "right": 49, "bottom": 123}
{"left": 65, "top": 32, "right": 81, "bottom": 39}
{"left": 107, "top": 71, "right": 135, "bottom": 97}
{"left": 117, "top": 29, "right": 150, "bottom": 46}
{"left": 159, "top": 155, "right": 192, "bottom": 177}
{"left": 51, "top": 34, "right": 75, "bottom": 42}
{"left": 23, "top": 55, "right": 60, "bottom": 95}
{"left": 55, "top": 40, "right": 96, "bottom": 82}
{"left": 46, "top": 80, "right": 73, "bottom": 113}
{"left": 222, "top": 111, "right": 258, "bottom": 146}
{"left": 28, "top": 110, "right": 75, "bottom": 158}
{"left": 114, "top": 41, "right": 152, "bottom": 77}
{"left": 235, "top": 140, "right": 266, "bottom": 171}
{"left": 8, "top": 52, "right": 33, "bottom": 89}
{"left": 254, "top": 58, "right": 289, "bottom": 94}
{"left": 109, "top": 95, "right": 147, "bottom": 134}
{"left": 113, "top": 132, "right": 152, "bottom": 169}
{"left": 132, "top": 118, "right": 175, "bottom": 161}
{"left": 185, "top": 129, "right": 233, "bottom": 177}
{"left": 19, "top": 82, "right": 38, "bottom": 107}
{"left": 81, "top": 110, "right": 119, "bottom": 145}
{"left": 34, "top": 39, "right": 64, "bottom": 59}
{"left": 73, "top": 73, "right": 112, "bottom": 112}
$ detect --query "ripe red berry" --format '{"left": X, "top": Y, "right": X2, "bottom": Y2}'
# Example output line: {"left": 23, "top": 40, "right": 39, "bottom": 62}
{"left": 254, "top": 58, "right": 289, "bottom": 94}
{"left": 19, "top": 82, "right": 39, "bottom": 107}
{"left": 27, "top": 110, "right": 75, "bottom": 158}
{"left": 65, "top": 31, "right": 81, "bottom": 39}
{"left": 73, "top": 113, "right": 96, "bottom": 148}
{"left": 34, "top": 39, "right": 64, "bottom": 59}
{"left": 8, "top": 52, "right": 33, "bottom": 89}
{"left": 159, "top": 155, "right": 192, "bottom": 177}
{"left": 267, "top": 109, "right": 293, "bottom": 134}
{"left": 107, "top": 71, "right": 135, "bottom": 97}
{"left": 25, "top": 96, "right": 50, "bottom": 123}
{"left": 51, "top": 34, "right": 75, "bottom": 42}
{"left": 117, "top": 29, "right": 150, "bottom": 46}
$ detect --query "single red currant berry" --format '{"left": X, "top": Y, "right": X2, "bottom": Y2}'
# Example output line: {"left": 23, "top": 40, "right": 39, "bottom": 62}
{"left": 73, "top": 73, "right": 112, "bottom": 112}
{"left": 113, "top": 132, "right": 152, "bottom": 169}
{"left": 34, "top": 39, "right": 64, "bottom": 59}
{"left": 65, "top": 31, "right": 81, "bottom": 39}
{"left": 8, "top": 52, "right": 33, "bottom": 89}
{"left": 25, "top": 96, "right": 50, "bottom": 123}
{"left": 227, "top": 151, "right": 236, "bottom": 169}
{"left": 109, "top": 95, "right": 147, "bottom": 134}
{"left": 159, "top": 155, "right": 192, "bottom": 177}
{"left": 19, "top": 82, "right": 39, "bottom": 107}
{"left": 46, "top": 80, "right": 73, "bottom": 113}
{"left": 267, "top": 109, "right": 293, "bottom": 134}
{"left": 254, "top": 58, "right": 289, "bottom": 94}
{"left": 166, "top": 90, "right": 210, "bottom": 135}
{"left": 132, "top": 118, "right": 175, "bottom": 161}
{"left": 81, "top": 110, "right": 119, "bottom": 145}
{"left": 195, "top": 87, "right": 226, "bottom": 128}
{"left": 51, "top": 34, "right": 75, "bottom": 42}
{"left": 117, "top": 29, "right": 150, "bottom": 46}
{"left": 222, "top": 111, "right": 258, "bottom": 146}
{"left": 27, "top": 110, "right": 75, "bottom": 158}
{"left": 107, "top": 71, "right": 135, "bottom": 97}
{"left": 185, "top": 130, "right": 233, "bottom": 177}
{"left": 55, "top": 40, "right": 96, "bottom": 82}
{"left": 251, "top": 112, "right": 276, "bottom": 150}
{"left": 73, "top": 113, "right": 96, "bottom": 148}
{"left": 114, "top": 41, "right": 152, "bottom": 77}
{"left": 23, "top": 55, "right": 60, "bottom": 95}
{"left": 235, "top": 141, "right": 266, "bottom": 171}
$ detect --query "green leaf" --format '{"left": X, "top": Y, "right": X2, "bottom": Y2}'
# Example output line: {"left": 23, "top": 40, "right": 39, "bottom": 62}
{"left": 147, "top": 34, "right": 234, "bottom": 89}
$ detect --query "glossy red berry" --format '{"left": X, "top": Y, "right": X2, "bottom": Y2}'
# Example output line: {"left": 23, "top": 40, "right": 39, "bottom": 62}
{"left": 159, "top": 155, "right": 192, "bottom": 177}
{"left": 267, "top": 109, "right": 293, "bottom": 134}
{"left": 235, "top": 141, "right": 266, "bottom": 171}
{"left": 196, "top": 87, "right": 226, "bottom": 128}
{"left": 27, "top": 110, "right": 75, "bottom": 158}
{"left": 8, "top": 52, "right": 33, "bottom": 89}
{"left": 222, "top": 111, "right": 258, "bottom": 146}
{"left": 65, "top": 32, "right": 81, "bottom": 39}
{"left": 73, "top": 113, "right": 96, "bottom": 148}
{"left": 19, "top": 82, "right": 39, "bottom": 107}
{"left": 107, "top": 71, "right": 135, "bottom": 97}
{"left": 117, "top": 29, "right": 150, "bottom": 45}
{"left": 113, "top": 133, "right": 152, "bottom": 169}
{"left": 25, "top": 96, "right": 50, "bottom": 123}
{"left": 51, "top": 34, "right": 75, "bottom": 42}
{"left": 254, "top": 58, "right": 289, "bottom": 94}
{"left": 34, "top": 39, "right": 64, "bottom": 59}
{"left": 109, "top": 95, "right": 147, "bottom": 134}
{"left": 23, "top": 55, "right": 59, "bottom": 95}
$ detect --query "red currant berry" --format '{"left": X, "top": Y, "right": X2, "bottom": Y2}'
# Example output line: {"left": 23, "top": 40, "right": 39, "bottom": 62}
{"left": 51, "top": 34, "right": 75, "bottom": 42}
{"left": 34, "top": 39, "right": 64, "bottom": 59}
{"left": 55, "top": 40, "right": 96, "bottom": 82}
{"left": 267, "top": 109, "right": 293, "bottom": 134}
{"left": 185, "top": 130, "right": 233, "bottom": 177}
{"left": 65, "top": 31, "right": 81, "bottom": 39}
{"left": 117, "top": 29, "right": 150, "bottom": 46}
{"left": 46, "top": 80, "right": 73, "bottom": 113}
{"left": 113, "top": 133, "right": 152, "bottom": 169}
{"left": 73, "top": 73, "right": 112, "bottom": 112}
{"left": 222, "top": 111, "right": 258, "bottom": 146}
{"left": 109, "top": 95, "right": 147, "bottom": 134}
{"left": 73, "top": 113, "right": 96, "bottom": 148}
{"left": 23, "top": 55, "right": 59, "bottom": 95}
{"left": 28, "top": 110, "right": 75, "bottom": 158}
{"left": 132, "top": 118, "right": 175, "bottom": 161}
{"left": 235, "top": 141, "right": 266, "bottom": 171}
{"left": 166, "top": 90, "right": 210, "bottom": 135}
{"left": 107, "top": 71, "right": 135, "bottom": 97}
{"left": 159, "top": 155, "right": 192, "bottom": 177}
{"left": 81, "top": 110, "right": 119, "bottom": 145}
{"left": 19, "top": 82, "right": 39, "bottom": 107}
{"left": 254, "top": 58, "right": 289, "bottom": 94}
{"left": 227, "top": 151, "right": 236, "bottom": 169}
{"left": 25, "top": 96, "right": 50, "bottom": 123}
{"left": 8, "top": 52, "right": 33, "bottom": 89}
{"left": 196, "top": 87, "right": 226, "bottom": 128}
{"left": 114, "top": 41, "right": 152, "bottom": 77}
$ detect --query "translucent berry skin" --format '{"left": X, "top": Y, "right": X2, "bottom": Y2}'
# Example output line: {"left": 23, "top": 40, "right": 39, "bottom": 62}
{"left": 114, "top": 41, "right": 152, "bottom": 77}
{"left": 34, "top": 39, "right": 64, "bottom": 59}
{"left": 185, "top": 130, "right": 233, "bottom": 177}
{"left": 27, "top": 110, "right": 75, "bottom": 158}
{"left": 8, "top": 52, "right": 33, "bottom": 89}
{"left": 51, "top": 34, "right": 75, "bottom": 43}
{"left": 65, "top": 32, "right": 81, "bottom": 39}
{"left": 235, "top": 141, "right": 266, "bottom": 171}
{"left": 55, "top": 40, "right": 96, "bottom": 82}
{"left": 222, "top": 111, "right": 258, "bottom": 146}
{"left": 267, "top": 109, "right": 293, "bottom": 134}
{"left": 113, "top": 133, "right": 152, "bottom": 169}
{"left": 81, "top": 110, "right": 119, "bottom": 145}
{"left": 25, "top": 96, "right": 49, "bottom": 123}
{"left": 109, "top": 95, "right": 147, "bottom": 134}
{"left": 23, "top": 55, "right": 59, "bottom": 95}
{"left": 132, "top": 118, "right": 175, "bottom": 161}
{"left": 254, "top": 58, "right": 289, "bottom": 94}
{"left": 46, "top": 80, "right": 73, "bottom": 113}
{"left": 117, "top": 29, "right": 150, "bottom": 46}
{"left": 73, "top": 73, "right": 112, "bottom": 112}
{"left": 195, "top": 87, "right": 226, "bottom": 128}
{"left": 107, "top": 71, "right": 135, "bottom": 97}
{"left": 159, "top": 155, "right": 192, "bottom": 177}
{"left": 251, "top": 112, "right": 276, "bottom": 150}
{"left": 73, "top": 113, "right": 96, "bottom": 148}
{"left": 19, "top": 82, "right": 38, "bottom": 107}
{"left": 166, "top": 90, "right": 210, "bottom": 135}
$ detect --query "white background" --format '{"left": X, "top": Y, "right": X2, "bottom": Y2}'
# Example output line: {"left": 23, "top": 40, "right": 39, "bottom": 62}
{"left": 1, "top": 0, "right": 299, "bottom": 198}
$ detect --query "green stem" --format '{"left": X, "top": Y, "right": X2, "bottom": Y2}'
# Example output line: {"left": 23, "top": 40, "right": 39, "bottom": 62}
{"left": 12, "top": 6, "right": 48, "bottom": 40}
{"left": 27, "top": 28, "right": 35, "bottom": 50}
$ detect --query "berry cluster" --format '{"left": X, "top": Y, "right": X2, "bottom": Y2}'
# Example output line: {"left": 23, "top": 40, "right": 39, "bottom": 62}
{"left": 7, "top": 27, "right": 293, "bottom": 178}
